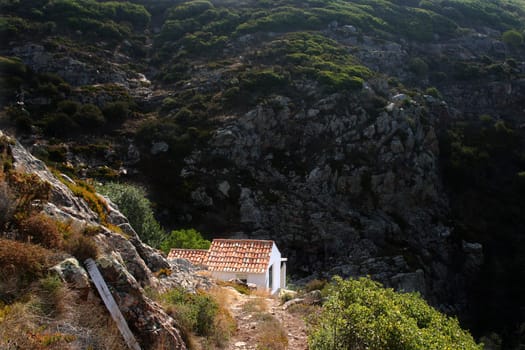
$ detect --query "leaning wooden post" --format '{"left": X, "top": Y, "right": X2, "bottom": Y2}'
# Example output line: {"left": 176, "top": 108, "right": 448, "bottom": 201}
{"left": 85, "top": 258, "right": 141, "bottom": 350}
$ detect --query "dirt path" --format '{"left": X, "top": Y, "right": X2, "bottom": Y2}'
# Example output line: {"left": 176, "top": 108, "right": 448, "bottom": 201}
{"left": 222, "top": 287, "right": 309, "bottom": 350}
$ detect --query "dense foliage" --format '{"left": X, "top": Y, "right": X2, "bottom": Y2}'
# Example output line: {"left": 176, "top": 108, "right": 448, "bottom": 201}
{"left": 97, "top": 182, "right": 166, "bottom": 247}
{"left": 160, "top": 228, "right": 211, "bottom": 254}
{"left": 309, "top": 276, "right": 482, "bottom": 350}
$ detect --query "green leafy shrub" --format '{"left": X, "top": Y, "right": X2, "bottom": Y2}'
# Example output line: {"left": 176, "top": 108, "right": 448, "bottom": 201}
{"left": 97, "top": 182, "right": 165, "bottom": 247}
{"left": 0, "top": 56, "right": 27, "bottom": 76}
{"left": 409, "top": 57, "right": 429, "bottom": 77}
{"left": 57, "top": 100, "right": 80, "bottom": 116}
{"left": 502, "top": 29, "right": 524, "bottom": 47}
{"left": 160, "top": 228, "right": 210, "bottom": 253}
{"left": 42, "top": 113, "right": 78, "bottom": 137}
{"left": 308, "top": 276, "right": 482, "bottom": 350}
{"left": 425, "top": 87, "right": 442, "bottom": 98}
{"left": 74, "top": 104, "right": 105, "bottom": 129}
{"left": 102, "top": 101, "right": 131, "bottom": 123}
{"left": 240, "top": 68, "right": 289, "bottom": 94}
{"left": 160, "top": 287, "right": 218, "bottom": 336}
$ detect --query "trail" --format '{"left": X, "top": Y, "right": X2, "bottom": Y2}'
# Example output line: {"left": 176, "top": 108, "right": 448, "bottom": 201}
{"left": 221, "top": 287, "right": 309, "bottom": 350}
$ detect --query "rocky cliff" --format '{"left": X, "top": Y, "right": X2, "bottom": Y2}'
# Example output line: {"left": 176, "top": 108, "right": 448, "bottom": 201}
{"left": 1, "top": 130, "right": 213, "bottom": 349}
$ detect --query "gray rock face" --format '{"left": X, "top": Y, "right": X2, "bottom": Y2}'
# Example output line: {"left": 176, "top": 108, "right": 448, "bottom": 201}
{"left": 50, "top": 258, "right": 91, "bottom": 292}
{"left": 10, "top": 43, "right": 133, "bottom": 87}
{"left": 5, "top": 133, "right": 200, "bottom": 350}
{"left": 95, "top": 255, "right": 186, "bottom": 349}
{"left": 150, "top": 141, "right": 169, "bottom": 155}
{"left": 182, "top": 92, "right": 469, "bottom": 307}
{"left": 10, "top": 139, "right": 99, "bottom": 224}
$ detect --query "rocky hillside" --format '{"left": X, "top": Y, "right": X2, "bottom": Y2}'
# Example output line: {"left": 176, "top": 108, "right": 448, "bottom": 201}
{"left": 1, "top": 0, "right": 525, "bottom": 346}
{"left": 0, "top": 131, "right": 214, "bottom": 349}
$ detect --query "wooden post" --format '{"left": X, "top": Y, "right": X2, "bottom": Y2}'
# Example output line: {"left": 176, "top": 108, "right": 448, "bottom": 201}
{"left": 85, "top": 258, "right": 141, "bottom": 350}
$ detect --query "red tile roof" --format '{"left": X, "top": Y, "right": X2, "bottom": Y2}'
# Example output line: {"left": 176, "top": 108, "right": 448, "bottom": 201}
{"left": 167, "top": 249, "right": 209, "bottom": 265}
{"left": 206, "top": 239, "right": 274, "bottom": 273}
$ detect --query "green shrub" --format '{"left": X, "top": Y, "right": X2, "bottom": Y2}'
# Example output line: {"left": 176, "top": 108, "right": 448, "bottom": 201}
{"left": 97, "top": 182, "right": 165, "bottom": 247}
{"left": 425, "top": 87, "right": 442, "bottom": 98}
{"left": 42, "top": 112, "right": 78, "bottom": 137}
{"left": 74, "top": 104, "right": 105, "bottom": 129}
{"left": 166, "top": 0, "right": 214, "bottom": 20}
{"left": 160, "top": 287, "right": 218, "bottom": 336}
{"left": 57, "top": 100, "right": 81, "bottom": 116}
{"left": 308, "top": 276, "right": 482, "bottom": 350}
{"left": 409, "top": 57, "right": 429, "bottom": 77}
{"left": 160, "top": 228, "right": 210, "bottom": 254}
{"left": 102, "top": 101, "right": 131, "bottom": 123}
{"left": 0, "top": 56, "right": 27, "bottom": 76}
{"left": 502, "top": 29, "right": 524, "bottom": 47}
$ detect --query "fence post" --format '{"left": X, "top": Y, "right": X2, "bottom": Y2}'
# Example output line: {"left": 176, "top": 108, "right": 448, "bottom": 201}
{"left": 85, "top": 258, "right": 141, "bottom": 350}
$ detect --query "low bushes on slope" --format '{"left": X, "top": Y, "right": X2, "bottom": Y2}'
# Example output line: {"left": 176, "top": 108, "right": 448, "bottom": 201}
{"left": 309, "top": 276, "right": 482, "bottom": 350}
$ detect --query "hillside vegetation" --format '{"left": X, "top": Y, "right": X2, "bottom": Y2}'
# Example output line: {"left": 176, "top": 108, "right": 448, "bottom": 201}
{"left": 1, "top": 0, "right": 525, "bottom": 347}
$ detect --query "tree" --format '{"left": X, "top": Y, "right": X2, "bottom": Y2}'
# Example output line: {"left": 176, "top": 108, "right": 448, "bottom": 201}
{"left": 502, "top": 29, "right": 523, "bottom": 48}
{"left": 160, "top": 228, "right": 210, "bottom": 254}
{"left": 308, "top": 276, "right": 482, "bottom": 350}
{"left": 97, "top": 182, "right": 165, "bottom": 247}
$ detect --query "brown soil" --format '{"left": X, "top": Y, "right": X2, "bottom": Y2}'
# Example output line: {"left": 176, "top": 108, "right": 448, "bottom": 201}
{"left": 222, "top": 287, "right": 309, "bottom": 350}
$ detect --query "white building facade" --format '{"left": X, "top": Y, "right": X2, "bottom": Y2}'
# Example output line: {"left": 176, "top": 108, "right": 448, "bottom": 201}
{"left": 168, "top": 239, "right": 286, "bottom": 294}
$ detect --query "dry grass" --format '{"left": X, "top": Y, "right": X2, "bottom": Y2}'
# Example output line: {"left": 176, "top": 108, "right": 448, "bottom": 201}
{"left": 207, "top": 287, "right": 237, "bottom": 348}
{"left": 216, "top": 280, "right": 251, "bottom": 295}
{"left": 241, "top": 297, "right": 268, "bottom": 313}
{"left": 0, "top": 238, "right": 56, "bottom": 277}
{"left": 0, "top": 268, "right": 127, "bottom": 350}
{"left": 256, "top": 313, "right": 288, "bottom": 350}
{"left": 286, "top": 303, "right": 322, "bottom": 319}
{"left": 19, "top": 213, "right": 64, "bottom": 249}
{"left": 74, "top": 298, "right": 128, "bottom": 350}
{"left": 63, "top": 231, "right": 99, "bottom": 262}
{"left": 0, "top": 298, "right": 41, "bottom": 349}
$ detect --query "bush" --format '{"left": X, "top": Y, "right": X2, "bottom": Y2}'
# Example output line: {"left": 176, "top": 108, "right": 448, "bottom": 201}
{"left": 42, "top": 112, "right": 78, "bottom": 138}
{"left": 308, "top": 276, "right": 482, "bottom": 350}
{"left": 502, "top": 29, "right": 524, "bottom": 47}
{"left": 97, "top": 182, "right": 165, "bottom": 247}
{"left": 160, "top": 228, "right": 210, "bottom": 253}
{"left": 64, "top": 231, "right": 99, "bottom": 262}
{"left": 102, "top": 101, "right": 131, "bottom": 123}
{"left": 409, "top": 57, "right": 429, "bottom": 77}
{"left": 7, "top": 171, "right": 51, "bottom": 217}
{"left": 19, "top": 213, "right": 63, "bottom": 249}
{"left": 304, "top": 279, "right": 328, "bottom": 293}
{"left": 74, "top": 104, "right": 105, "bottom": 129}
{"left": 57, "top": 100, "right": 81, "bottom": 116}
{"left": 0, "top": 238, "right": 55, "bottom": 279}
{"left": 0, "top": 181, "right": 15, "bottom": 230}
{"left": 160, "top": 288, "right": 218, "bottom": 336}
{"left": 0, "top": 56, "right": 27, "bottom": 76}
{"left": 62, "top": 179, "right": 108, "bottom": 224}
{"left": 425, "top": 86, "right": 442, "bottom": 99}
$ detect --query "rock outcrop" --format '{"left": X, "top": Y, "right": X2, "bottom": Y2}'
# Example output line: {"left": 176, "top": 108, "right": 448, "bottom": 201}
{"left": 5, "top": 130, "right": 203, "bottom": 350}
{"left": 180, "top": 89, "right": 476, "bottom": 309}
